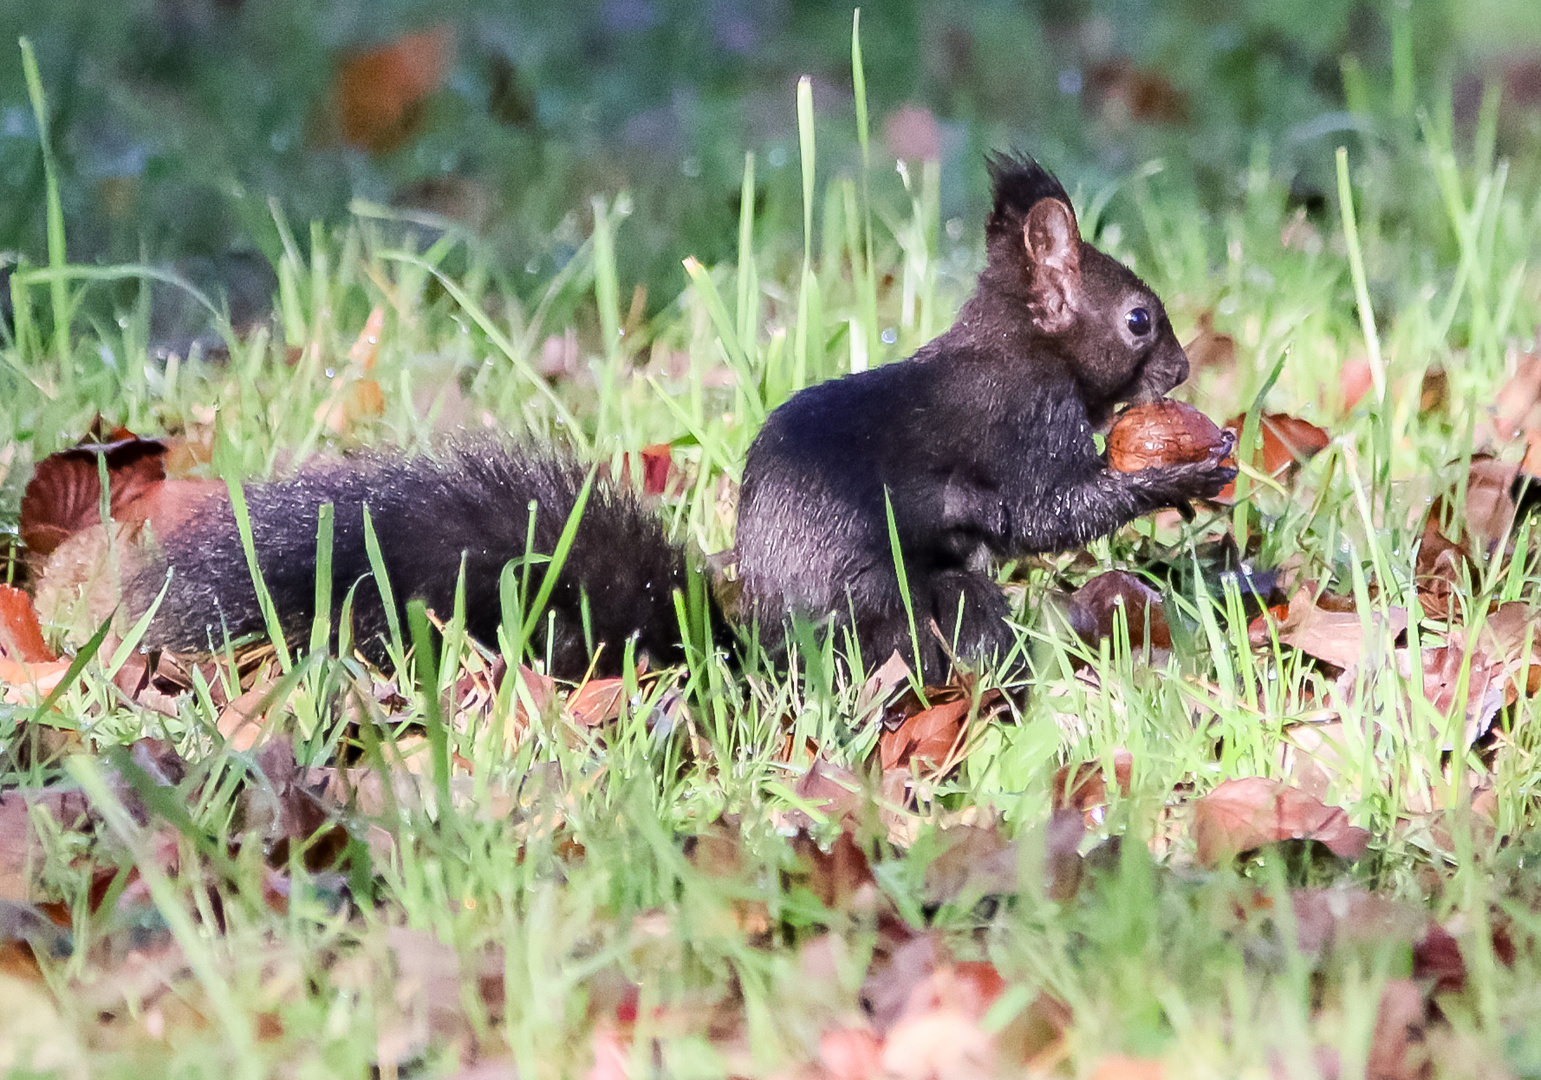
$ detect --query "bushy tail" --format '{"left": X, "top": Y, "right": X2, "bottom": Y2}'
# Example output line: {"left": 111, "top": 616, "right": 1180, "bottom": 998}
{"left": 131, "top": 442, "right": 717, "bottom": 677}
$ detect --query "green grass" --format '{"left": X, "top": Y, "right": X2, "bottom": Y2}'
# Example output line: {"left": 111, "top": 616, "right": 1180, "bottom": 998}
{"left": 4, "top": 27, "right": 1541, "bottom": 1080}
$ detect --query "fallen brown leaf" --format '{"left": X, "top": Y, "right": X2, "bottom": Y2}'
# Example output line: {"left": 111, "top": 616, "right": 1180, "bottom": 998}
{"left": 0, "top": 586, "right": 54, "bottom": 663}
{"left": 1416, "top": 639, "right": 1508, "bottom": 746}
{"left": 217, "top": 685, "right": 278, "bottom": 752}
{"left": 878, "top": 698, "right": 969, "bottom": 771}
{"left": 566, "top": 677, "right": 627, "bottom": 728}
{"left": 1290, "top": 887, "right": 1427, "bottom": 961}
{"left": 1368, "top": 979, "right": 1430, "bottom": 1080}
{"left": 1272, "top": 587, "right": 1407, "bottom": 672}
{"left": 0, "top": 655, "right": 73, "bottom": 706}
{"left": 922, "top": 823, "right": 1020, "bottom": 907}
{"left": 1417, "top": 458, "right": 1540, "bottom": 615}
{"left": 1412, "top": 922, "right": 1466, "bottom": 997}
{"left": 640, "top": 444, "right": 674, "bottom": 497}
{"left": 334, "top": 26, "right": 455, "bottom": 153}
{"left": 819, "top": 1026, "right": 883, "bottom": 1080}
{"left": 1491, "top": 346, "right": 1541, "bottom": 450}
{"left": 1279, "top": 720, "right": 1349, "bottom": 801}
{"left": 781, "top": 759, "right": 864, "bottom": 832}
{"left": 1052, "top": 749, "right": 1134, "bottom": 820}
{"left": 0, "top": 787, "right": 96, "bottom": 902}
{"left": 790, "top": 824, "right": 877, "bottom": 914}
{"left": 1065, "top": 572, "right": 1171, "bottom": 650}
{"left": 1193, "top": 777, "right": 1370, "bottom": 867}
{"left": 1219, "top": 412, "right": 1330, "bottom": 500}
{"left": 20, "top": 433, "right": 168, "bottom": 558}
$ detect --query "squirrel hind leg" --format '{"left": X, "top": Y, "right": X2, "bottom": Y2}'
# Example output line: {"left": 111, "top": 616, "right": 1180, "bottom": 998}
{"left": 845, "top": 566, "right": 1017, "bottom": 684}
{"left": 926, "top": 568, "right": 1018, "bottom": 678}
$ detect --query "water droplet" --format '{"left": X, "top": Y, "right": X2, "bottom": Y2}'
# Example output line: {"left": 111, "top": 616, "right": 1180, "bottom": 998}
{"left": 881, "top": 328, "right": 897, "bottom": 345}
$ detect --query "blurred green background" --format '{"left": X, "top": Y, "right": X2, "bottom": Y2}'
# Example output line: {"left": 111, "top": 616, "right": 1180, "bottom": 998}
{"left": 3, "top": 0, "right": 1540, "bottom": 341}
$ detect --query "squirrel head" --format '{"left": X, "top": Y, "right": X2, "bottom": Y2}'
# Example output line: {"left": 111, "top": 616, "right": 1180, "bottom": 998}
{"left": 983, "top": 153, "right": 1189, "bottom": 424}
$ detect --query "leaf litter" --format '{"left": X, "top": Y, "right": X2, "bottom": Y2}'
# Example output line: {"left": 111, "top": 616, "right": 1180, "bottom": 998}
{"left": 4, "top": 308, "right": 1541, "bottom": 1078}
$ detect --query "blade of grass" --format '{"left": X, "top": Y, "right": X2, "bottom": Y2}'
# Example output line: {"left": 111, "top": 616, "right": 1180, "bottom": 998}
{"left": 1335, "top": 147, "right": 1391, "bottom": 503}
{"left": 520, "top": 468, "right": 595, "bottom": 642}
{"left": 407, "top": 599, "right": 454, "bottom": 821}
{"left": 735, "top": 152, "right": 760, "bottom": 363}
{"left": 227, "top": 477, "right": 293, "bottom": 672}
{"left": 29, "top": 614, "right": 112, "bottom": 726}
{"left": 19, "top": 39, "right": 70, "bottom": 371}
{"left": 362, "top": 504, "right": 406, "bottom": 667}
{"left": 884, "top": 488, "right": 926, "bottom": 698}
{"left": 309, "top": 501, "right": 335, "bottom": 655}
{"left": 794, "top": 75, "right": 818, "bottom": 392}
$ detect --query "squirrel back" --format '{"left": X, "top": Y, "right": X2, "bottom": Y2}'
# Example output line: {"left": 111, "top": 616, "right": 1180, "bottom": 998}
{"left": 133, "top": 443, "right": 712, "bottom": 678}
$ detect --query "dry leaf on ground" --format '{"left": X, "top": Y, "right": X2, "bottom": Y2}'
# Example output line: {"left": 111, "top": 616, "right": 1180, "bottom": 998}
{"left": 0, "top": 587, "right": 54, "bottom": 663}
{"left": 789, "top": 825, "right": 877, "bottom": 914}
{"left": 1193, "top": 777, "right": 1370, "bottom": 867}
{"left": 922, "top": 823, "right": 1021, "bottom": 907}
{"left": 566, "top": 677, "right": 627, "bottom": 728}
{"left": 20, "top": 432, "right": 167, "bottom": 558}
{"left": 1219, "top": 412, "right": 1329, "bottom": 499}
{"left": 1417, "top": 457, "right": 1540, "bottom": 618}
{"left": 1064, "top": 573, "right": 1171, "bottom": 650}
{"left": 334, "top": 26, "right": 454, "bottom": 153}
{"left": 878, "top": 698, "right": 969, "bottom": 771}
{"left": 1268, "top": 587, "right": 1407, "bottom": 672}
{"left": 1052, "top": 750, "right": 1134, "bottom": 822}
{"left": 1489, "top": 345, "right": 1541, "bottom": 473}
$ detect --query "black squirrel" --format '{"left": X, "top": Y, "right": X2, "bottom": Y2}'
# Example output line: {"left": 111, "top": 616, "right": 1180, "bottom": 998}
{"left": 132, "top": 154, "right": 1234, "bottom": 681}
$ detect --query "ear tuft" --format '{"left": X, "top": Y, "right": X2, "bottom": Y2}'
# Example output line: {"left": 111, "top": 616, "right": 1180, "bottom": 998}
{"left": 986, "top": 152, "right": 1073, "bottom": 227}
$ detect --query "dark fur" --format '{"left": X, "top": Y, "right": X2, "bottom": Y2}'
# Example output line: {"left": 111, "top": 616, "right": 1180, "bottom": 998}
{"left": 735, "top": 153, "right": 1234, "bottom": 679}
{"left": 134, "top": 444, "right": 712, "bottom": 678}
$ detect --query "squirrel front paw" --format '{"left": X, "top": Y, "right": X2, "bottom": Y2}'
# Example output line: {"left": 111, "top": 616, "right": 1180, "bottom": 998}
{"left": 1134, "top": 427, "right": 1237, "bottom": 503}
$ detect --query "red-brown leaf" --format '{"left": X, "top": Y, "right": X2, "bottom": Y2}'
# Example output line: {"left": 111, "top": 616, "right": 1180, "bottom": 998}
{"left": 639, "top": 444, "right": 673, "bottom": 497}
{"left": 20, "top": 434, "right": 168, "bottom": 557}
{"left": 334, "top": 26, "right": 455, "bottom": 153}
{"left": 791, "top": 824, "right": 875, "bottom": 912}
{"left": 566, "top": 677, "right": 627, "bottom": 728}
{"left": 0, "top": 586, "right": 54, "bottom": 663}
{"left": 1412, "top": 922, "right": 1466, "bottom": 996}
{"left": 1273, "top": 587, "right": 1407, "bottom": 672}
{"left": 1051, "top": 749, "right": 1133, "bottom": 818}
{"left": 878, "top": 698, "right": 969, "bottom": 771}
{"left": 1193, "top": 777, "right": 1370, "bottom": 867}
{"left": 1066, "top": 572, "right": 1171, "bottom": 649}
{"left": 1219, "top": 412, "right": 1329, "bottom": 499}
{"left": 1419, "top": 640, "right": 1508, "bottom": 746}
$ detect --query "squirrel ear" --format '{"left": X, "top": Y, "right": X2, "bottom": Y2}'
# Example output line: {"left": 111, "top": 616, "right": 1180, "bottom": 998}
{"left": 1023, "top": 197, "right": 1080, "bottom": 273}
{"left": 1023, "top": 198, "right": 1081, "bottom": 333}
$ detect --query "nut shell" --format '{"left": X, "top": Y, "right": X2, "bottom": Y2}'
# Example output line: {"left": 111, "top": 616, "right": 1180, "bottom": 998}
{"left": 1106, "top": 400, "right": 1228, "bottom": 472}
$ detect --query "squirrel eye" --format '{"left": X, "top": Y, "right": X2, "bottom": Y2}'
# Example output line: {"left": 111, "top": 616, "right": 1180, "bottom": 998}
{"left": 1126, "top": 307, "right": 1152, "bottom": 336}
